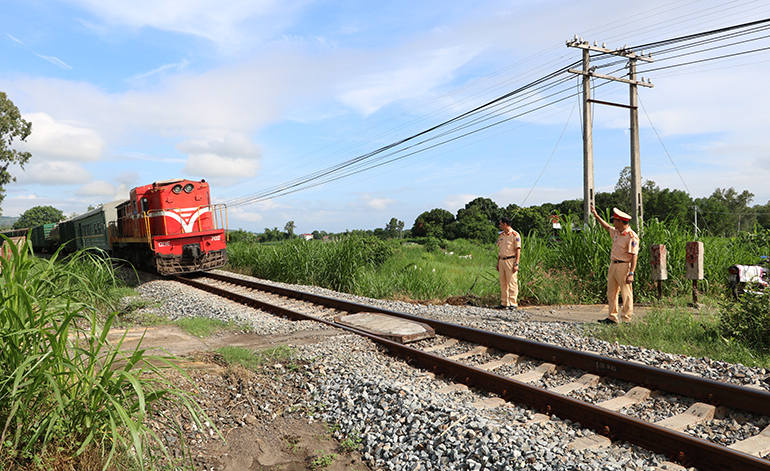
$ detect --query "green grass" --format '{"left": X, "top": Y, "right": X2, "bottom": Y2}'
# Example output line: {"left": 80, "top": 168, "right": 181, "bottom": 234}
{"left": 0, "top": 237, "right": 210, "bottom": 470}
{"left": 174, "top": 317, "right": 243, "bottom": 338}
{"left": 591, "top": 305, "right": 770, "bottom": 368}
{"left": 214, "top": 346, "right": 261, "bottom": 370}
{"left": 212, "top": 345, "right": 298, "bottom": 371}
{"left": 310, "top": 450, "right": 337, "bottom": 470}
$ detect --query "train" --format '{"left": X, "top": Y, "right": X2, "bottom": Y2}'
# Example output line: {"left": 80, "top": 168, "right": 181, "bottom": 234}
{"left": 14, "top": 178, "right": 228, "bottom": 275}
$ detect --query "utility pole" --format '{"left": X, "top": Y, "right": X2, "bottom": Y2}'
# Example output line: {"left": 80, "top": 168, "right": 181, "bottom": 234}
{"left": 566, "top": 36, "right": 653, "bottom": 229}
{"left": 694, "top": 205, "right": 699, "bottom": 237}
{"left": 581, "top": 45, "right": 594, "bottom": 226}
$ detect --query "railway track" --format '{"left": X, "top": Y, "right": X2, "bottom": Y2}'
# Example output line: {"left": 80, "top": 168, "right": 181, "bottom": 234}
{"left": 172, "top": 271, "right": 770, "bottom": 471}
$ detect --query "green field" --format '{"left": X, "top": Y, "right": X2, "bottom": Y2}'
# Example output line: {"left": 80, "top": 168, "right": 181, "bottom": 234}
{"left": 227, "top": 219, "right": 770, "bottom": 305}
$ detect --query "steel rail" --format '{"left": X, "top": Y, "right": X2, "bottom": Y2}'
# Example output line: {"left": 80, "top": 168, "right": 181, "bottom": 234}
{"left": 198, "top": 272, "right": 770, "bottom": 416}
{"left": 174, "top": 274, "right": 770, "bottom": 470}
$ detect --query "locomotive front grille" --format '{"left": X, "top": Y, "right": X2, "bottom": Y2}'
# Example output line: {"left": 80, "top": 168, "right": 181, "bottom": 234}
{"left": 155, "top": 248, "right": 228, "bottom": 276}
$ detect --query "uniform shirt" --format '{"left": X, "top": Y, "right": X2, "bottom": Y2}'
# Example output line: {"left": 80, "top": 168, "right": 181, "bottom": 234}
{"left": 497, "top": 229, "right": 521, "bottom": 257}
{"left": 608, "top": 227, "right": 639, "bottom": 262}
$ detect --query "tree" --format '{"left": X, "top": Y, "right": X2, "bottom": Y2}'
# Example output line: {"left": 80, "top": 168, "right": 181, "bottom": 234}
{"left": 384, "top": 217, "right": 404, "bottom": 239}
{"left": 505, "top": 204, "right": 549, "bottom": 236}
{"left": 0, "top": 92, "right": 33, "bottom": 216}
{"left": 411, "top": 208, "right": 454, "bottom": 238}
{"left": 460, "top": 197, "right": 502, "bottom": 225}
{"left": 643, "top": 185, "right": 693, "bottom": 225}
{"left": 284, "top": 221, "right": 296, "bottom": 239}
{"left": 450, "top": 205, "right": 497, "bottom": 242}
{"left": 695, "top": 188, "right": 755, "bottom": 236}
{"left": 13, "top": 206, "right": 64, "bottom": 229}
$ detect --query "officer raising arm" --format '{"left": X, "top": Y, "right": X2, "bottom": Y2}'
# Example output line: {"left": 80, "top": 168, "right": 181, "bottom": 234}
{"left": 590, "top": 205, "right": 639, "bottom": 324}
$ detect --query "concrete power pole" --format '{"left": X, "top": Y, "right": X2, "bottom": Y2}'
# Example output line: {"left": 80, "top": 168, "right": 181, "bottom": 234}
{"left": 566, "top": 37, "right": 653, "bottom": 229}
{"left": 581, "top": 46, "right": 594, "bottom": 226}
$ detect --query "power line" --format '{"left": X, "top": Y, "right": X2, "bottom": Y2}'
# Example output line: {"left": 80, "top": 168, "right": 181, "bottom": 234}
{"left": 225, "top": 15, "right": 770, "bottom": 209}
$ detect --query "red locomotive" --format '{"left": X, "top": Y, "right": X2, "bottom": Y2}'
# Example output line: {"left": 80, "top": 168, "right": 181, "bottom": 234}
{"left": 110, "top": 178, "right": 228, "bottom": 275}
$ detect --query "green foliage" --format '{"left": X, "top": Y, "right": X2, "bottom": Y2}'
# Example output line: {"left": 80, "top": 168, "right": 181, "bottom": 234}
{"left": 228, "top": 235, "right": 392, "bottom": 293}
{"left": 215, "top": 346, "right": 262, "bottom": 370}
{"left": 175, "top": 317, "right": 242, "bottom": 338}
{"left": 12, "top": 205, "right": 64, "bottom": 229}
{"left": 310, "top": 450, "right": 337, "bottom": 469}
{"left": 696, "top": 187, "right": 756, "bottom": 236}
{"left": 0, "top": 237, "right": 208, "bottom": 469}
{"left": 450, "top": 205, "right": 497, "bottom": 242}
{"left": 719, "top": 293, "right": 770, "bottom": 353}
{"left": 228, "top": 228, "right": 259, "bottom": 244}
{"left": 423, "top": 237, "right": 444, "bottom": 253}
{"left": 383, "top": 217, "right": 405, "bottom": 239}
{"left": 591, "top": 304, "right": 770, "bottom": 367}
{"left": 411, "top": 208, "right": 454, "bottom": 238}
{"left": 0, "top": 92, "right": 32, "bottom": 188}
{"left": 339, "top": 431, "right": 362, "bottom": 453}
{"left": 252, "top": 345, "right": 296, "bottom": 367}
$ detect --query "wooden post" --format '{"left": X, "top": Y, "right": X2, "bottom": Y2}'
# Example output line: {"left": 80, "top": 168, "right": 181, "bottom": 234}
{"left": 686, "top": 241, "right": 704, "bottom": 308}
{"left": 650, "top": 244, "right": 667, "bottom": 300}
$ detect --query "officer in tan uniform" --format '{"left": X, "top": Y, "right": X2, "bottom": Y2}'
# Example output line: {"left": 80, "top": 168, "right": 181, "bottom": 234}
{"left": 590, "top": 205, "right": 639, "bottom": 324}
{"left": 496, "top": 217, "right": 521, "bottom": 310}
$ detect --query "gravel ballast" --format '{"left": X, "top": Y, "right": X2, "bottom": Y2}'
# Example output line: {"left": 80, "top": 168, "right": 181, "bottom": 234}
{"left": 133, "top": 270, "right": 770, "bottom": 470}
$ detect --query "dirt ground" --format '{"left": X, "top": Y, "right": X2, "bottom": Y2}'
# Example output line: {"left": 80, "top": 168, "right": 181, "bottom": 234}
{"left": 111, "top": 304, "right": 646, "bottom": 470}
{"left": 111, "top": 326, "right": 364, "bottom": 470}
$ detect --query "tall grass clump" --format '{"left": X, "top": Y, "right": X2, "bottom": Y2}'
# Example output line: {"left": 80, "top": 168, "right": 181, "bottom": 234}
{"left": 0, "top": 237, "right": 208, "bottom": 470}
{"left": 228, "top": 235, "right": 393, "bottom": 293}
{"left": 719, "top": 293, "right": 770, "bottom": 353}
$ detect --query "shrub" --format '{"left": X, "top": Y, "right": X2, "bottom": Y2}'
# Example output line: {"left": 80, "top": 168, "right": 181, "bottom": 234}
{"left": 0, "top": 237, "right": 208, "bottom": 469}
{"left": 719, "top": 293, "right": 770, "bottom": 352}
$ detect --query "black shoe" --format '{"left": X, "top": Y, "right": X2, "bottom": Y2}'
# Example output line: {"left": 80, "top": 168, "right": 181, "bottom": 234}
{"left": 507, "top": 305, "right": 517, "bottom": 310}
{"left": 598, "top": 318, "right": 618, "bottom": 325}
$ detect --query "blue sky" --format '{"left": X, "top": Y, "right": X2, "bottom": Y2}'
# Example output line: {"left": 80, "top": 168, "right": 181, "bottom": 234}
{"left": 3, "top": 0, "right": 770, "bottom": 234}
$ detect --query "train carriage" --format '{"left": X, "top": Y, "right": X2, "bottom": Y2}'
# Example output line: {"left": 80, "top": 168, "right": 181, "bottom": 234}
{"left": 70, "top": 200, "right": 124, "bottom": 253}
{"left": 29, "top": 223, "right": 56, "bottom": 253}
{"left": 111, "top": 178, "right": 227, "bottom": 275}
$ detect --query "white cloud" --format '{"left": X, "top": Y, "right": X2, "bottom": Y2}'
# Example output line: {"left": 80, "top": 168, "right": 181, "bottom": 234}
{"left": 178, "top": 133, "right": 262, "bottom": 178}
{"left": 357, "top": 193, "right": 398, "bottom": 211}
{"left": 337, "top": 44, "right": 483, "bottom": 116}
{"left": 130, "top": 59, "right": 191, "bottom": 81}
{"left": 69, "top": 0, "right": 299, "bottom": 49}
{"left": 35, "top": 54, "right": 72, "bottom": 69}
{"left": 183, "top": 154, "right": 260, "bottom": 178}
{"left": 18, "top": 113, "right": 104, "bottom": 162}
{"left": 229, "top": 209, "right": 264, "bottom": 223}
{"left": 441, "top": 194, "right": 478, "bottom": 213}
{"left": 114, "top": 171, "right": 140, "bottom": 186}
{"left": 15, "top": 161, "right": 92, "bottom": 185}
{"left": 74, "top": 180, "right": 126, "bottom": 198}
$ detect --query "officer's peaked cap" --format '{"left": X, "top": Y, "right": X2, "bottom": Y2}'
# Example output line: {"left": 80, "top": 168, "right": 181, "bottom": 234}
{"left": 612, "top": 208, "right": 631, "bottom": 222}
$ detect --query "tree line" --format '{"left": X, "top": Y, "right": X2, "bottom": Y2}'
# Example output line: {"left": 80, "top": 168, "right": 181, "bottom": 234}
{"left": 410, "top": 169, "right": 769, "bottom": 243}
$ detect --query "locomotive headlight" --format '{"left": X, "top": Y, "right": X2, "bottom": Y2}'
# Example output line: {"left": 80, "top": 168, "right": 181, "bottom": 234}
{"left": 184, "top": 183, "right": 194, "bottom": 193}
{"left": 172, "top": 185, "right": 183, "bottom": 194}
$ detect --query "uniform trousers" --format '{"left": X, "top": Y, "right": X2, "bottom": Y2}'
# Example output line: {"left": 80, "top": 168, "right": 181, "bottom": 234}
{"left": 607, "top": 261, "right": 633, "bottom": 322}
{"left": 498, "top": 258, "right": 519, "bottom": 307}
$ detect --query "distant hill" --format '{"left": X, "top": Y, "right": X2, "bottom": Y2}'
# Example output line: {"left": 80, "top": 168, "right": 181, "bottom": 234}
{"left": 0, "top": 216, "right": 19, "bottom": 230}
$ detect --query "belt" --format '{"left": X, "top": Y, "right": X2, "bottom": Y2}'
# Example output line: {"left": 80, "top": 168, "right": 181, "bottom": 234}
{"left": 612, "top": 260, "right": 630, "bottom": 263}
{"left": 499, "top": 255, "right": 516, "bottom": 260}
